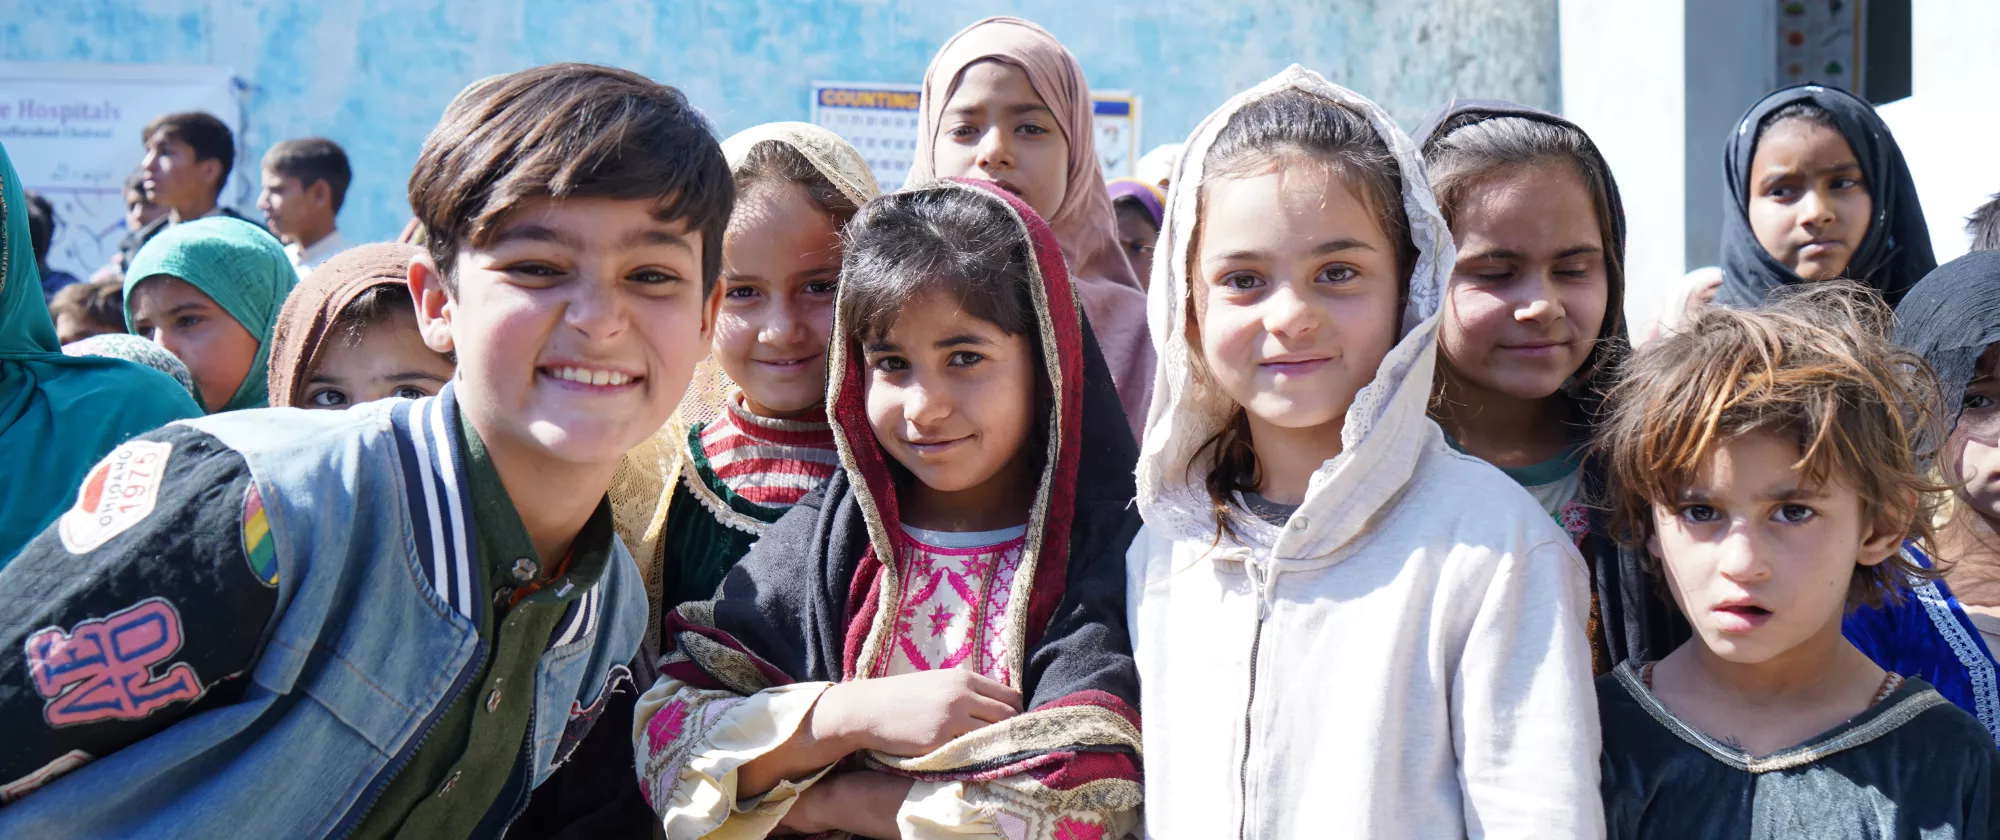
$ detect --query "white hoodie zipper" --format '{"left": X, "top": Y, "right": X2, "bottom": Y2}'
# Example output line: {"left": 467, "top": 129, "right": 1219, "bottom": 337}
{"left": 1237, "top": 558, "right": 1274, "bottom": 840}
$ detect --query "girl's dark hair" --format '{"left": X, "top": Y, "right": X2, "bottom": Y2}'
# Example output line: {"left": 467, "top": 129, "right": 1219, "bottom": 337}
{"left": 1188, "top": 88, "right": 1417, "bottom": 538}
{"left": 1755, "top": 100, "right": 1840, "bottom": 144}
{"left": 1424, "top": 113, "right": 1627, "bottom": 403}
{"left": 838, "top": 186, "right": 1036, "bottom": 343}
{"left": 329, "top": 284, "right": 453, "bottom": 363}
{"left": 733, "top": 140, "right": 862, "bottom": 228}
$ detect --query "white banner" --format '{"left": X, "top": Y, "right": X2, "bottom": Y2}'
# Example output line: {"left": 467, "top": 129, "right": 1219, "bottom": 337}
{"left": 0, "top": 62, "right": 245, "bottom": 280}
{"left": 810, "top": 81, "right": 1140, "bottom": 193}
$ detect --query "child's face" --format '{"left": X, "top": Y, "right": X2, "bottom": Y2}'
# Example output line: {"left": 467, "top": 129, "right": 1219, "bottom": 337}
{"left": 1648, "top": 430, "right": 1900, "bottom": 665}
{"left": 933, "top": 60, "right": 1069, "bottom": 222}
{"left": 125, "top": 187, "right": 163, "bottom": 232}
{"left": 1193, "top": 164, "right": 1402, "bottom": 435}
{"left": 1948, "top": 346, "right": 2000, "bottom": 526}
{"left": 712, "top": 181, "right": 842, "bottom": 418}
{"left": 1440, "top": 162, "right": 1608, "bottom": 401}
{"left": 1746, "top": 119, "right": 1872, "bottom": 282}
{"left": 862, "top": 288, "right": 1038, "bottom": 497}
{"left": 1115, "top": 204, "right": 1159, "bottom": 288}
{"left": 300, "top": 308, "right": 456, "bottom": 409}
{"left": 128, "top": 275, "right": 258, "bottom": 412}
{"left": 416, "top": 196, "right": 712, "bottom": 467}
{"left": 257, "top": 170, "right": 328, "bottom": 243}
{"left": 140, "top": 130, "right": 220, "bottom": 213}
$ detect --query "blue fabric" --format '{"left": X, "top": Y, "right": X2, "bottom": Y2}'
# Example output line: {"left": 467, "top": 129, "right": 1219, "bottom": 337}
{"left": 1844, "top": 542, "right": 2000, "bottom": 746}
{"left": 0, "top": 386, "right": 645, "bottom": 838}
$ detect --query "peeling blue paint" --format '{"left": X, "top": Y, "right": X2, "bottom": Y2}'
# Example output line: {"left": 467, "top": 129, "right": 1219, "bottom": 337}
{"left": 3, "top": 0, "right": 1554, "bottom": 246}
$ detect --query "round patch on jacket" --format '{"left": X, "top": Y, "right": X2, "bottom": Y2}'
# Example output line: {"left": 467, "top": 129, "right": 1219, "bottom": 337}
{"left": 241, "top": 483, "right": 278, "bottom": 587}
{"left": 59, "top": 441, "right": 174, "bottom": 555}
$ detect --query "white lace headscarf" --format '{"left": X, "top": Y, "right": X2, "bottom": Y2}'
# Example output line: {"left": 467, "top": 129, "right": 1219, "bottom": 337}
{"left": 1136, "top": 66, "right": 1456, "bottom": 560}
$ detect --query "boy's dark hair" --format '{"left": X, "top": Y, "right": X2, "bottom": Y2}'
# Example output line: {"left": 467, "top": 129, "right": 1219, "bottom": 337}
{"left": 1595, "top": 282, "right": 1946, "bottom": 610}
{"left": 263, "top": 138, "right": 353, "bottom": 213}
{"left": 837, "top": 186, "right": 1035, "bottom": 345}
{"left": 1423, "top": 114, "right": 1625, "bottom": 390}
{"left": 47, "top": 277, "right": 126, "bottom": 332}
{"left": 733, "top": 141, "right": 861, "bottom": 229}
{"left": 1968, "top": 192, "right": 2000, "bottom": 252}
{"left": 408, "top": 64, "right": 734, "bottom": 296}
{"left": 1188, "top": 88, "right": 1417, "bottom": 539}
{"left": 142, "top": 112, "right": 235, "bottom": 199}
{"left": 23, "top": 191, "right": 55, "bottom": 261}
{"left": 1755, "top": 100, "right": 1840, "bottom": 145}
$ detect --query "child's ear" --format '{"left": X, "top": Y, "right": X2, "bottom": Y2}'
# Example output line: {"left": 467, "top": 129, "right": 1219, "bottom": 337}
{"left": 700, "top": 278, "right": 721, "bottom": 345}
{"left": 408, "top": 254, "right": 456, "bottom": 355}
{"left": 1856, "top": 503, "right": 1912, "bottom": 568}
{"left": 199, "top": 159, "right": 225, "bottom": 192}
{"left": 307, "top": 179, "right": 332, "bottom": 210}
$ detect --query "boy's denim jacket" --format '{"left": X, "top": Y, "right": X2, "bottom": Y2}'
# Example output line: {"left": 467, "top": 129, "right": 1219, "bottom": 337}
{"left": 0, "top": 386, "right": 644, "bottom": 837}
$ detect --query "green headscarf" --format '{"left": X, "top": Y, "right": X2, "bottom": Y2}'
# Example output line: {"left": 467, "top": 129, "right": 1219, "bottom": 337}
{"left": 124, "top": 215, "right": 297, "bottom": 411}
{"left": 0, "top": 142, "right": 203, "bottom": 566}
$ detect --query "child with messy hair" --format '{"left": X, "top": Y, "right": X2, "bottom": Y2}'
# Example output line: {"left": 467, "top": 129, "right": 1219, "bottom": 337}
{"left": 1595, "top": 282, "right": 2000, "bottom": 838}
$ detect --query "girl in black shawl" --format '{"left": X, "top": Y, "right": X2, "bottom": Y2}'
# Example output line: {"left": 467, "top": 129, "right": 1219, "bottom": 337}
{"left": 1715, "top": 84, "right": 1934, "bottom": 309}
{"left": 1417, "top": 100, "right": 1686, "bottom": 670}
{"left": 632, "top": 179, "right": 1141, "bottom": 838}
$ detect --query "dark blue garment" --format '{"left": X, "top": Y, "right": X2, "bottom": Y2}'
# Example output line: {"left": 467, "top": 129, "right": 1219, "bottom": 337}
{"left": 37, "top": 264, "right": 78, "bottom": 300}
{"left": 1844, "top": 542, "right": 2000, "bottom": 746}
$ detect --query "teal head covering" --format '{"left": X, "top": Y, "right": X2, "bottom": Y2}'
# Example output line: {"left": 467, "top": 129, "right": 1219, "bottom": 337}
{"left": 123, "top": 216, "right": 296, "bottom": 411}
{"left": 0, "top": 142, "right": 202, "bottom": 565}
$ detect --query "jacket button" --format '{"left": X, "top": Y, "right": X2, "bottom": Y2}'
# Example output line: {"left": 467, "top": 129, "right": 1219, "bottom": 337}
{"left": 512, "top": 557, "right": 539, "bottom": 582}
{"left": 1290, "top": 515, "right": 1309, "bottom": 532}
{"left": 487, "top": 687, "right": 503, "bottom": 713}
{"left": 439, "top": 770, "right": 461, "bottom": 795}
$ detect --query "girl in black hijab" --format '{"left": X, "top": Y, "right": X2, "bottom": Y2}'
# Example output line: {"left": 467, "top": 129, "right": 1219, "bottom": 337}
{"left": 1716, "top": 84, "right": 1935, "bottom": 308}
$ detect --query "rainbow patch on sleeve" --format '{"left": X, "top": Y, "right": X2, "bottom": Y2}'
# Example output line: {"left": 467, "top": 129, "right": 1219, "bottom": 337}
{"left": 242, "top": 483, "right": 278, "bottom": 587}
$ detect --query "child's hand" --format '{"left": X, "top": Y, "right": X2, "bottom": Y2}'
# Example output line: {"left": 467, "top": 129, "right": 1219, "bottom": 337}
{"left": 817, "top": 669, "right": 1022, "bottom": 758}
{"left": 777, "top": 771, "right": 915, "bottom": 837}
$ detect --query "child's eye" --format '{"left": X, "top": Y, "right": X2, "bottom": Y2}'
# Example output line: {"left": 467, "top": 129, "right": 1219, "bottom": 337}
{"left": 510, "top": 262, "right": 563, "bottom": 277}
{"left": 1965, "top": 393, "right": 1995, "bottom": 411}
{"left": 948, "top": 124, "right": 979, "bottom": 139}
{"left": 630, "top": 269, "right": 678, "bottom": 286}
{"left": 1679, "top": 505, "right": 1719, "bottom": 524}
{"left": 1765, "top": 185, "right": 1797, "bottom": 200}
{"left": 1018, "top": 123, "right": 1049, "bottom": 136}
{"left": 175, "top": 315, "right": 203, "bottom": 329}
{"left": 948, "top": 351, "right": 984, "bottom": 367}
{"left": 1775, "top": 504, "right": 1816, "bottom": 524}
{"left": 1221, "top": 272, "right": 1263, "bottom": 291}
{"left": 871, "top": 356, "right": 908, "bottom": 373}
{"left": 308, "top": 388, "right": 349, "bottom": 407}
{"left": 804, "top": 280, "right": 839, "bottom": 295}
{"left": 1318, "top": 265, "right": 1359, "bottom": 285}
{"left": 1832, "top": 176, "right": 1864, "bottom": 191}
{"left": 725, "top": 286, "right": 759, "bottom": 299}
{"left": 391, "top": 385, "right": 430, "bottom": 400}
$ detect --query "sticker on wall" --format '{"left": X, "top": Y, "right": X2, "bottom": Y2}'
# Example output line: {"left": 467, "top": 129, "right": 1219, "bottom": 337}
{"left": 1777, "top": 0, "right": 1863, "bottom": 91}
{"left": 810, "top": 81, "right": 1141, "bottom": 192}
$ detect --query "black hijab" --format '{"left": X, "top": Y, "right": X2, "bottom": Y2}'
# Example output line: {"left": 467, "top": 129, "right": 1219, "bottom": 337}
{"left": 1717, "top": 84, "right": 1934, "bottom": 309}
{"left": 1896, "top": 250, "right": 2000, "bottom": 452}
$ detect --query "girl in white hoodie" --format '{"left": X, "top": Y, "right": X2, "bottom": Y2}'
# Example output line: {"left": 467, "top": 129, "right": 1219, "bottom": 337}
{"left": 1126, "top": 67, "right": 1603, "bottom": 839}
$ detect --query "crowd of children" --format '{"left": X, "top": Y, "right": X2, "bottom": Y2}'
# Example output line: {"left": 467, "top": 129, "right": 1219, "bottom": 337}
{"left": 4, "top": 13, "right": 2000, "bottom": 839}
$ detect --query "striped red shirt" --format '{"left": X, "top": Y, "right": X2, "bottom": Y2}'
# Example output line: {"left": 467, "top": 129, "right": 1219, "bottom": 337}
{"left": 698, "top": 397, "right": 839, "bottom": 508}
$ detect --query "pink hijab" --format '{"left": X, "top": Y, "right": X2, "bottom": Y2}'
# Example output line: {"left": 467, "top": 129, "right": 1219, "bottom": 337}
{"left": 911, "top": 16, "right": 1155, "bottom": 437}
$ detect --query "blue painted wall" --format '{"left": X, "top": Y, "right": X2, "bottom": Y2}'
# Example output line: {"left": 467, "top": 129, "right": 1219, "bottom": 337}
{"left": 3, "top": 0, "right": 1556, "bottom": 246}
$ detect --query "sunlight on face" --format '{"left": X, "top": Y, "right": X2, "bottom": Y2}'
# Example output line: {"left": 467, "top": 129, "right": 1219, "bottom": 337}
{"left": 932, "top": 60, "right": 1069, "bottom": 222}
{"left": 712, "top": 180, "right": 843, "bottom": 418}
{"left": 1746, "top": 119, "right": 1872, "bottom": 282}
{"left": 300, "top": 307, "right": 455, "bottom": 409}
{"left": 128, "top": 275, "right": 258, "bottom": 412}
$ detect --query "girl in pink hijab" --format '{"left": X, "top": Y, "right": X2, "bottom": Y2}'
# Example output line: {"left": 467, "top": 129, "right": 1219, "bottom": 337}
{"left": 912, "top": 16, "right": 1155, "bottom": 436}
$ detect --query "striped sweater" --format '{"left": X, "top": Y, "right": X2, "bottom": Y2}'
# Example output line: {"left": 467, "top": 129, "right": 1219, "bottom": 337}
{"left": 696, "top": 397, "right": 839, "bottom": 509}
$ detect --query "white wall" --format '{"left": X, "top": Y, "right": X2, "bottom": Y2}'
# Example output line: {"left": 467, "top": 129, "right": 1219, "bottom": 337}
{"left": 1560, "top": 0, "right": 1686, "bottom": 330}
{"left": 1877, "top": 0, "right": 2000, "bottom": 262}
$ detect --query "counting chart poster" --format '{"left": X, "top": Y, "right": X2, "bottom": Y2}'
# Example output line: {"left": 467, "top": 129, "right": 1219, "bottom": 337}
{"left": 811, "top": 81, "right": 1140, "bottom": 193}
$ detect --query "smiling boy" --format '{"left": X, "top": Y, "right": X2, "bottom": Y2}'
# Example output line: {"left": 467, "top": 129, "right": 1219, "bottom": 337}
{"left": 0, "top": 64, "right": 732, "bottom": 838}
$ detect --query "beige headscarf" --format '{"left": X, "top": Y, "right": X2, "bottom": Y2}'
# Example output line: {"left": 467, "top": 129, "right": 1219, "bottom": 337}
{"left": 910, "top": 16, "right": 1155, "bottom": 437}
{"left": 609, "top": 122, "right": 880, "bottom": 650}
{"left": 265, "top": 242, "right": 426, "bottom": 409}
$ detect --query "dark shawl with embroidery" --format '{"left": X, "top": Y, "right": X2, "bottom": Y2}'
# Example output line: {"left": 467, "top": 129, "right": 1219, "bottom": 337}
{"left": 1715, "top": 84, "right": 1934, "bottom": 310}
{"left": 657, "top": 178, "right": 1142, "bottom": 807}
{"left": 1415, "top": 99, "right": 1687, "bottom": 668}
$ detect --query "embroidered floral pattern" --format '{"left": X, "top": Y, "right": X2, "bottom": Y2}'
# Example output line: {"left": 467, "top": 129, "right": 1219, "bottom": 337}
{"left": 638, "top": 689, "right": 742, "bottom": 815}
{"left": 875, "top": 533, "right": 1027, "bottom": 682}
{"left": 1555, "top": 499, "right": 1591, "bottom": 547}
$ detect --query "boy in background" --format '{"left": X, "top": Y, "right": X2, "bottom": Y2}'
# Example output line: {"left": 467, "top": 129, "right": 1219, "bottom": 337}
{"left": 259, "top": 138, "right": 352, "bottom": 277}
{"left": 117, "top": 111, "right": 257, "bottom": 268}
